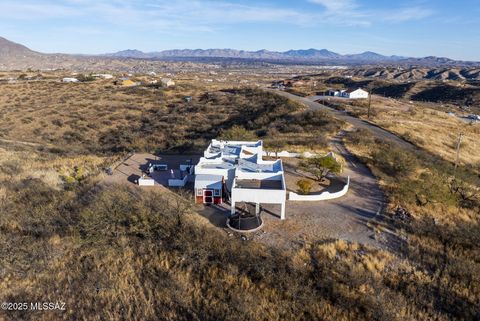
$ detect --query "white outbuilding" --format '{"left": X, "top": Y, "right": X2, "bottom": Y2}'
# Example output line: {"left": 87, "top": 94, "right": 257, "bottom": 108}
{"left": 161, "top": 78, "right": 175, "bottom": 87}
{"left": 62, "top": 77, "right": 79, "bottom": 83}
{"left": 342, "top": 88, "right": 369, "bottom": 99}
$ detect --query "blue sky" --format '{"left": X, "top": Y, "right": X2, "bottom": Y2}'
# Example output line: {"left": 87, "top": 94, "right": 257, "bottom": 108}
{"left": 0, "top": 0, "right": 479, "bottom": 60}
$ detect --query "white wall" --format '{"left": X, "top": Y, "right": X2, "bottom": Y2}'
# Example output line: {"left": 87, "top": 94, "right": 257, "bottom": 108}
{"left": 168, "top": 175, "right": 188, "bottom": 187}
{"left": 348, "top": 90, "right": 369, "bottom": 99}
{"left": 231, "top": 177, "right": 286, "bottom": 219}
{"left": 235, "top": 172, "right": 283, "bottom": 181}
{"left": 289, "top": 177, "right": 350, "bottom": 201}
{"left": 138, "top": 177, "right": 155, "bottom": 186}
{"left": 232, "top": 188, "right": 285, "bottom": 204}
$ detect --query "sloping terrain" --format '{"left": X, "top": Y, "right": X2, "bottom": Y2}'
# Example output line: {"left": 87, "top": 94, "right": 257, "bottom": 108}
{"left": 347, "top": 67, "right": 480, "bottom": 81}
{"left": 318, "top": 74, "right": 480, "bottom": 109}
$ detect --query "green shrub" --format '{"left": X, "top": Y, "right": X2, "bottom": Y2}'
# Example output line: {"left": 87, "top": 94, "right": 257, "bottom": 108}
{"left": 296, "top": 179, "right": 313, "bottom": 195}
{"left": 371, "top": 145, "right": 417, "bottom": 177}
{"left": 219, "top": 125, "right": 257, "bottom": 141}
{"left": 300, "top": 155, "right": 342, "bottom": 183}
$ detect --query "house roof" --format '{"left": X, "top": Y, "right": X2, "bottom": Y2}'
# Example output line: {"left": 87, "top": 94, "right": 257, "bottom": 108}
{"left": 194, "top": 174, "right": 223, "bottom": 189}
{"left": 346, "top": 88, "right": 367, "bottom": 93}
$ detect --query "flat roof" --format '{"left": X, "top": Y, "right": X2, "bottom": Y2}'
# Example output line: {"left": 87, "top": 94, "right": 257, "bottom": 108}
{"left": 195, "top": 174, "right": 223, "bottom": 181}
{"left": 194, "top": 174, "right": 223, "bottom": 190}
{"left": 235, "top": 179, "right": 283, "bottom": 190}
{"left": 199, "top": 159, "right": 235, "bottom": 170}
{"left": 237, "top": 158, "right": 280, "bottom": 173}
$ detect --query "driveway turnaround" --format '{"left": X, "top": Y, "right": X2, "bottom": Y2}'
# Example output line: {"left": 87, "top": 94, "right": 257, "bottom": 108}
{"left": 257, "top": 132, "right": 387, "bottom": 250}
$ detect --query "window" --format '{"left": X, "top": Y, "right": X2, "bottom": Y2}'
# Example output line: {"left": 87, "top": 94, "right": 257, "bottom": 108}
{"left": 196, "top": 189, "right": 203, "bottom": 196}
{"left": 214, "top": 189, "right": 221, "bottom": 196}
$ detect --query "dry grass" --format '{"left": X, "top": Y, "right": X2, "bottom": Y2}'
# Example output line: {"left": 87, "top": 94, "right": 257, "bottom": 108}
{"left": 0, "top": 72, "right": 478, "bottom": 320}
{"left": 323, "top": 95, "right": 480, "bottom": 169}
{"left": 367, "top": 97, "right": 480, "bottom": 168}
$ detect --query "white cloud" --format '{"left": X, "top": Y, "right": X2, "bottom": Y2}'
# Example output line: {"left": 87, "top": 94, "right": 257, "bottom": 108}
{"left": 308, "top": 0, "right": 357, "bottom": 12}
{"left": 0, "top": 0, "right": 434, "bottom": 33}
{"left": 309, "top": 0, "right": 434, "bottom": 26}
{"left": 382, "top": 7, "right": 434, "bottom": 23}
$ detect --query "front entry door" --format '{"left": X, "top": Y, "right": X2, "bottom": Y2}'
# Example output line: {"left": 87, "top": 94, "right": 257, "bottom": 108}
{"left": 203, "top": 190, "right": 213, "bottom": 204}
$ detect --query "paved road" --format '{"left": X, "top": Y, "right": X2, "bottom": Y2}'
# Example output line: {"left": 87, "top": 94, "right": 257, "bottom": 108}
{"left": 270, "top": 89, "right": 416, "bottom": 151}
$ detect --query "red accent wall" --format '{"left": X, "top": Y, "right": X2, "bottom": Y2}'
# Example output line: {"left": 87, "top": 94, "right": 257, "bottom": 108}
{"left": 194, "top": 189, "right": 223, "bottom": 205}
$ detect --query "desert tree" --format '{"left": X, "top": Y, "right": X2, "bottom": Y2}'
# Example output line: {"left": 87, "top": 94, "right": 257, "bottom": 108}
{"left": 299, "top": 155, "right": 341, "bottom": 184}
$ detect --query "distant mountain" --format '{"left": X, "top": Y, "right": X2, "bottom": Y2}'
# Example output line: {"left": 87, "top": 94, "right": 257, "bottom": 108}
{"left": 0, "top": 36, "right": 40, "bottom": 58}
{"left": 345, "top": 51, "right": 405, "bottom": 61}
{"left": 284, "top": 49, "right": 341, "bottom": 59}
{"left": 103, "top": 48, "right": 427, "bottom": 64}
{"left": 0, "top": 35, "right": 479, "bottom": 70}
{"left": 109, "top": 49, "right": 150, "bottom": 59}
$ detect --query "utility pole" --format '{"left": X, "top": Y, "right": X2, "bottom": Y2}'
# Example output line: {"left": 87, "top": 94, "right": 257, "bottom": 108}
{"left": 367, "top": 91, "right": 372, "bottom": 119}
{"left": 453, "top": 133, "right": 464, "bottom": 179}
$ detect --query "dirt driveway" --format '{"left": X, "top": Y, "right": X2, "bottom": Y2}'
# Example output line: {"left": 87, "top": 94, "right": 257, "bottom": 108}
{"left": 256, "top": 132, "right": 385, "bottom": 249}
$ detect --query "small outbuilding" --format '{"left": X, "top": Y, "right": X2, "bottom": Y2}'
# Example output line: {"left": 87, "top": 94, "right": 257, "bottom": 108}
{"left": 62, "top": 77, "right": 79, "bottom": 83}
{"left": 161, "top": 78, "right": 175, "bottom": 87}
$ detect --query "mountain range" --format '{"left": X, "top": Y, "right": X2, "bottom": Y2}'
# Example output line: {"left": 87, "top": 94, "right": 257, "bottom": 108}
{"left": 105, "top": 48, "right": 480, "bottom": 67}
{"left": 0, "top": 36, "right": 479, "bottom": 71}
{"left": 105, "top": 48, "right": 410, "bottom": 62}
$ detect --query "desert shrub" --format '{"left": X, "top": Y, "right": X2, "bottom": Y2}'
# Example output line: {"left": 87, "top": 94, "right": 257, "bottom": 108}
{"left": 51, "top": 119, "right": 64, "bottom": 127}
{"left": 296, "top": 179, "right": 313, "bottom": 194}
{"left": 347, "top": 128, "right": 375, "bottom": 145}
{"left": 7, "top": 184, "right": 463, "bottom": 321}
{"left": 371, "top": 145, "right": 417, "bottom": 177}
{"left": 219, "top": 125, "right": 257, "bottom": 141}
{"left": 76, "top": 74, "right": 96, "bottom": 82}
{"left": 397, "top": 172, "right": 459, "bottom": 207}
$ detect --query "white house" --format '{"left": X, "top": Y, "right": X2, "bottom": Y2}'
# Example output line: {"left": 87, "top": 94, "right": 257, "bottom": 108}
{"left": 342, "top": 88, "right": 369, "bottom": 99}
{"left": 62, "top": 77, "right": 79, "bottom": 83}
{"left": 93, "top": 74, "right": 114, "bottom": 79}
{"left": 327, "top": 88, "right": 369, "bottom": 99}
{"left": 194, "top": 140, "right": 287, "bottom": 219}
{"left": 161, "top": 78, "right": 175, "bottom": 87}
